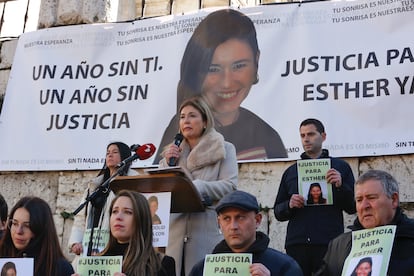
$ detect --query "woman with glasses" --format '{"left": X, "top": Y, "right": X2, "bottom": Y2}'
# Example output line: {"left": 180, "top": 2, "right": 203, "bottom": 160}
{"left": 0, "top": 196, "right": 74, "bottom": 275}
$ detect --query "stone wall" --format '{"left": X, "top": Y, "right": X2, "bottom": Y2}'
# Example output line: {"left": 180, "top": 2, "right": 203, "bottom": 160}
{"left": 0, "top": 0, "right": 413, "bottom": 262}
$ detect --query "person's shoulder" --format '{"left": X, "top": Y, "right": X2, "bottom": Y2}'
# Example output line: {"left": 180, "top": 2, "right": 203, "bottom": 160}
{"left": 161, "top": 254, "right": 175, "bottom": 265}
{"left": 238, "top": 108, "right": 268, "bottom": 125}
{"left": 159, "top": 254, "right": 176, "bottom": 276}
{"left": 282, "top": 161, "right": 298, "bottom": 174}
{"left": 397, "top": 212, "right": 414, "bottom": 237}
{"left": 264, "top": 248, "right": 303, "bottom": 275}
{"left": 188, "top": 258, "right": 205, "bottom": 276}
{"left": 56, "top": 257, "right": 75, "bottom": 275}
{"left": 327, "top": 154, "right": 349, "bottom": 164}
{"left": 127, "top": 168, "right": 139, "bottom": 176}
{"left": 328, "top": 230, "right": 352, "bottom": 248}
{"left": 88, "top": 174, "right": 104, "bottom": 189}
{"left": 239, "top": 108, "right": 280, "bottom": 132}
{"left": 329, "top": 156, "right": 352, "bottom": 170}
{"left": 223, "top": 140, "right": 236, "bottom": 152}
{"left": 266, "top": 247, "right": 295, "bottom": 260}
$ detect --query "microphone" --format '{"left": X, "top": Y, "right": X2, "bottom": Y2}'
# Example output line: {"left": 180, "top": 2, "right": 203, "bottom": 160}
{"left": 130, "top": 144, "right": 140, "bottom": 151}
{"left": 168, "top": 133, "right": 184, "bottom": 166}
{"left": 117, "top": 143, "right": 156, "bottom": 167}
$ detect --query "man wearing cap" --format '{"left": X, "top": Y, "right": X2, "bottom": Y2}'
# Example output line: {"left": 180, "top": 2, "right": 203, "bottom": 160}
{"left": 189, "top": 190, "right": 303, "bottom": 276}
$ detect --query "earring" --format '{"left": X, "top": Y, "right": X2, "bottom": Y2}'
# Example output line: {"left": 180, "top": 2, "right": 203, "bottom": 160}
{"left": 253, "top": 74, "right": 259, "bottom": 84}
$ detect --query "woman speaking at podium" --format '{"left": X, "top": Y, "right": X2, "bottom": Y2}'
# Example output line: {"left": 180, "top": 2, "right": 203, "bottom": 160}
{"left": 159, "top": 96, "right": 238, "bottom": 275}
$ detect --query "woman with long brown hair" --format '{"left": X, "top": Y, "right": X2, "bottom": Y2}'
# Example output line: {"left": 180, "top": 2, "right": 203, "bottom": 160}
{"left": 0, "top": 196, "right": 74, "bottom": 275}
{"left": 100, "top": 190, "right": 175, "bottom": 276}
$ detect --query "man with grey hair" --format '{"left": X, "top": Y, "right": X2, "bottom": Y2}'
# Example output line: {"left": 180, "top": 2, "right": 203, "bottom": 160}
{"left": 316, "top": 169, "right": 414, "bottom": 275}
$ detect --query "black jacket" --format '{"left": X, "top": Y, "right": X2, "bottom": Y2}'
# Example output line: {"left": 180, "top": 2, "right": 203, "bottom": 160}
{"left": 274, "top": 149, "right": 356, "bottom": 247}
{"left": 104, "top": 241, "right": 176, "bottom": 276}
{"left": 316, "top": 208, "right": 414, "bottom": 275}
{"left": 189, "top": 231, "right": 303, "bottom": 276}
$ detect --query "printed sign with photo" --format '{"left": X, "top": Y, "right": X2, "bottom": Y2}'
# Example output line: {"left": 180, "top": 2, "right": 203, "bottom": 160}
{"left": 0, "top": 258, "right": 34, "bottom": 275}
{"left": 341, "top": 225, "right": 396, "bottom": 276}
{"left": 297, "top": 158, "right": 333, "bottom": 206}
{"left": 142, "top": 192, "right": 171, "bottom": 247}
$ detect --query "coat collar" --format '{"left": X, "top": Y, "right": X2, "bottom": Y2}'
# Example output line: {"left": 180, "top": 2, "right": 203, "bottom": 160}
{"left": 301, "top": 148, "right": 329, "bottom": 159}
{"left": 182, "top": 128, "right": 226, "bottom": 172}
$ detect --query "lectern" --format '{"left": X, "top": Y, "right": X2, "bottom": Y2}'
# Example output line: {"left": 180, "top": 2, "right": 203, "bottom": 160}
{"left": 110, "top": 167, "right": 205, "bottom": 213}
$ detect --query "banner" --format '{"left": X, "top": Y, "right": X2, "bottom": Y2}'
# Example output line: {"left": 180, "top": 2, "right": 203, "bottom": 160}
{"left": 0, "top": 0, "right": 413, "bottom": 170}
{"left": 142, "top": 192, "right": 171, "bottom": 247}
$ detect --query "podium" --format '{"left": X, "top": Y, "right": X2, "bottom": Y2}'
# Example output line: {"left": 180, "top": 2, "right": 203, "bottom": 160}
{"left": 110, "top": 168, "right": 205, "bottom": 213}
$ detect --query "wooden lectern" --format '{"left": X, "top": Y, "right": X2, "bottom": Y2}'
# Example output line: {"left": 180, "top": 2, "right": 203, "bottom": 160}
{"left": 110, "top": 167, "right": 205, "bottom": 213}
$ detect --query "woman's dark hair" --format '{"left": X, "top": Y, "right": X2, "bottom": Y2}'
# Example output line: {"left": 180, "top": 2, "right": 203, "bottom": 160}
{"left": 177, "top": 8, "right": 259, "bottom": 111}
{"left": 350, "top": 257, "right": 372, "bottom": 276}
{"left": 1, "top": 261, "right": 16, "bottom": 276}
{"left": 0, "top": 197, "right": 68, "bottom": 275}
{"left": 0, "top": 194, "right": 7, "bottom": 223}
{"left": 98, "top": 142, "right": 132, "bottom": 180}
{"left": 101, "top": 190, "right": 162, "bottom": 275}
{"left": 306, "top": 182, "right": 327, "bottom": 205}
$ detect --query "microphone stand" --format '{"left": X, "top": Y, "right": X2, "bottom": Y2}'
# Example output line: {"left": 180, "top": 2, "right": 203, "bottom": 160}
{"left": 72, "top": 161, "right": 131, "bottom": 256}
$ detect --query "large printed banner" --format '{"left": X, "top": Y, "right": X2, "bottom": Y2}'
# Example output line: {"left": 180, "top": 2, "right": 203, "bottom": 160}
{"left": 0, "top": 0, "right": 413, "bottom": 171}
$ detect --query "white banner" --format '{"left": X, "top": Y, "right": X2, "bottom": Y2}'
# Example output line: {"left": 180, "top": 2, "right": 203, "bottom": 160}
{"left": 0, "top": 0, "right": 413, "bottom": 171}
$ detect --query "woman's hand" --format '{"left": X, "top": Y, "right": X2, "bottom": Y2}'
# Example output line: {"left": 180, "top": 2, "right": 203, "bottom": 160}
{"left": 165, "top": 144, "right": 180, "bottom": 165}
{"left": 71, "top": 242, "right": 83, "bottom": 255}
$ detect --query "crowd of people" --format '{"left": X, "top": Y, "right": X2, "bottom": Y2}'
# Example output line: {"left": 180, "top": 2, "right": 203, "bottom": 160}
{"left": 1, "top": 7, "right": 414, "bottom": 276}
{"left": 1, "top": 164, "right": 413, "bottom": 275}
{"left": 2, "top": 112, "right": 413, "bottom": 275}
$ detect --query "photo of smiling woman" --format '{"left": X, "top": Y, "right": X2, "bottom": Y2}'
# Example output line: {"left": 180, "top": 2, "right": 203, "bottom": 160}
{"left": 350, "top": 257, "right": 373, "bottom": 276}
{"left": 1, "top": 262, "right": 16, "bottom": 276}
{"left": 154, "top": 8, "right": 287, "bottom": 164}
{"left": 306, "top": 182, "right": 327, "bottom": 205}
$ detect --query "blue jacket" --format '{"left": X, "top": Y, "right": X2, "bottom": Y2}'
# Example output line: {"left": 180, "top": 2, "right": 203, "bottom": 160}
{"left": 189, "top": 231, "right": 303, "bottom": 276}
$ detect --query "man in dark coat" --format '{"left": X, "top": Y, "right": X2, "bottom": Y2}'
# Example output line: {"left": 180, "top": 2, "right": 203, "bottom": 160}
{"left": 189, "top": 190, "right": 303, "bottom": 276}
{"left": 274, "top": 118, "right": 356, "bottom": 276}
{"left": 316, "top": 169, "right": 414, "bottom": 275}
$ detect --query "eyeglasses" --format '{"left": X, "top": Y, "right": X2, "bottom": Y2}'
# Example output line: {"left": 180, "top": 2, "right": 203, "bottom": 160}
{"left": 8, "top": 219, "right": 31, "bottom": 232}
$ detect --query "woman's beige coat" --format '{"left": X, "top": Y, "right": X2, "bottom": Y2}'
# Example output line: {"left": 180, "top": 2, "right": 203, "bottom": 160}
{"left": 159, "top": 129, "right": 238, "bottom": 275}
